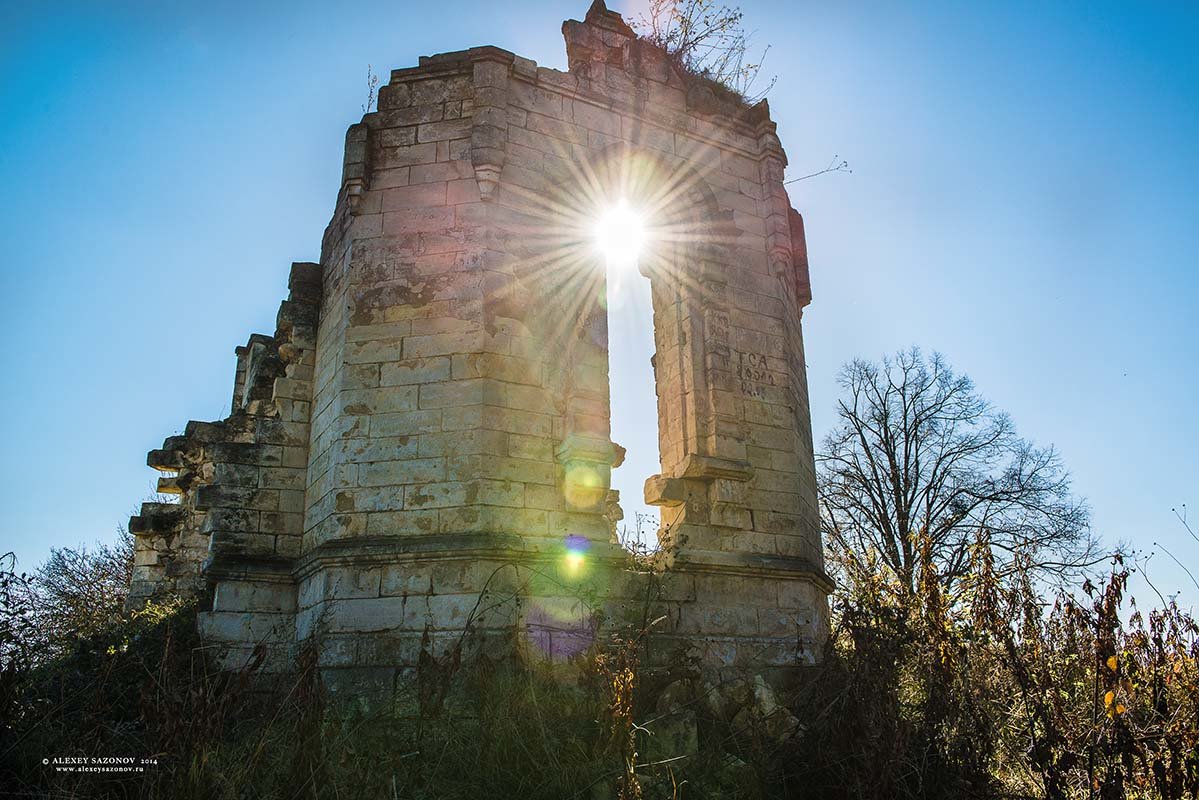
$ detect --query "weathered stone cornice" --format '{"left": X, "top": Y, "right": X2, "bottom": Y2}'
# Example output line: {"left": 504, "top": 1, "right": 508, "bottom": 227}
{"left": 293, "top": 533, "right": 630, "bottom": 583}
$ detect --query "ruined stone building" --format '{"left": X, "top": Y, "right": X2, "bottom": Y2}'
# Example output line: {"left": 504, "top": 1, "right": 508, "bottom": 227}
{"left": 127, "top": 1, "right": 831, "bottom": 694}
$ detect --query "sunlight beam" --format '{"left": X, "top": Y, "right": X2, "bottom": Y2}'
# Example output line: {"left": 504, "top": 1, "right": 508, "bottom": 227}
{"left": 593, "top": 198, "right": 646, "bottom": 270}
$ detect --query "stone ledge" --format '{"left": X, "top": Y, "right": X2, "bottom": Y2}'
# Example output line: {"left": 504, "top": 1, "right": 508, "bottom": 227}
{"left": 679, "top": 454, "right": 753, "bottom": 482}
{"left": 554, "top": 434, "right": 619, "bottom": 466}
{"left": 644, "top": 474, "right": 688, "bottom": 507}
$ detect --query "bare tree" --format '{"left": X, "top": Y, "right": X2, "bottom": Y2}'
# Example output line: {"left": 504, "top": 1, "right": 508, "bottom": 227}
{"left": 818, "top": 348, "right": 1096, "bottom": 600}
{"left": 635, "top": 0, "right": 775, "bottom": 102}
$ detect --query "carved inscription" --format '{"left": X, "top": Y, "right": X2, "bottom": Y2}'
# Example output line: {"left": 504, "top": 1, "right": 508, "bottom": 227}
{"left": 706, "top": 310, "right": 729, "bottom": 348}
{"left": 705, "top": 309, "right": 731, "bottom": 372}
{"left": 737, "top": 351, "right": 774, "bottom": 398}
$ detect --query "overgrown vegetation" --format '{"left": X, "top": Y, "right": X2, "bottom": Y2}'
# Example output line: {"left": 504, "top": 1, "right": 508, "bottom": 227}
{"left": 786, "top": 534, "right": 1199, "bottom": 799}
{"left": 630, "top": 3, "right": 851, "bottom": 183}
{"left": 1, "top": 351, "right": 1196, "bottom": 798}
{"left": 634, "top": 0, "right": 775, "bottom": 102}
{"left": 798, "top": 350, "right": 1198, "bottom": 798}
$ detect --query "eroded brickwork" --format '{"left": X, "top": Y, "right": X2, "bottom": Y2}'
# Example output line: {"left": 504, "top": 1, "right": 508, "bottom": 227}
{"left": 127, "top": 0, "right": 831, "bottom": 690}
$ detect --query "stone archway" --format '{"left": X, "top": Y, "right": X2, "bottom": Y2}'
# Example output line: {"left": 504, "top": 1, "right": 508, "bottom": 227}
{"left": 506, "top": 142, "right": 739, "bottom": 551}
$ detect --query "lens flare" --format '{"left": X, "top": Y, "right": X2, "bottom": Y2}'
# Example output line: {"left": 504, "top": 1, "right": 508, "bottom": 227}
{"left": 593, "top": 198, "right": 645, "bottom": 269}
{"left": 563, "top": 463, "right": 606, "bottom": 509}
{"left": 563, "top": 533, "right": 590, "bottom": 577}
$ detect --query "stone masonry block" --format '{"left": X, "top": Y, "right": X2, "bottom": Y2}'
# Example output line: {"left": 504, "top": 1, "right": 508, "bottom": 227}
{"left": 379, "top": 357, "right": 452, "bottom": 386}
{"left": 213, "top": 581, "right": 297, "bottom": 613}
{"left": 365, "top": 509, "right": 438, "bottom": 536}
{"left": 383, "top": 182, "right": 448, "bottom": 209}
{"left": 341, "top": 386, "right": 419, "bottom": 415}
{"left": 359, "top": 458, "right": 446, "bottom": 486}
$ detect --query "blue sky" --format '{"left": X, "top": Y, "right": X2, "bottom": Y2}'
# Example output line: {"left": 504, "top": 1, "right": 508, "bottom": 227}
{"left": 1, "top": 0, "right": 1195, "bottom": 605}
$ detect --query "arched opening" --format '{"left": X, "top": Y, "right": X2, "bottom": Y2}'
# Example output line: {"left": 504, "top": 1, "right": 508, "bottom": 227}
{"left": 515, "top": 142, "right": 726, "bottom": 554}
{"left": 576, "top": 146, "right": 726, "bottom": 553}
{"left": 598, "top": 212, "right": 660, "bottom": 552}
